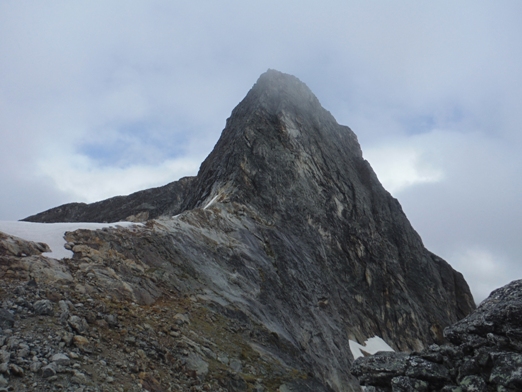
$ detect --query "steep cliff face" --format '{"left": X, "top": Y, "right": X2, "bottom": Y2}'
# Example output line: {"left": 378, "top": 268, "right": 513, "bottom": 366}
{"left": 21, "top": 70, "right": 475, "bottom": 391}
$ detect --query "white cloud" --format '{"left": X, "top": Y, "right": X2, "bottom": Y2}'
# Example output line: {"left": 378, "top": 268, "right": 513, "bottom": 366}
{"left": 38, "top": 153, "right": 201, "bottom": 203}
{"left": 450, "top": 247, "right": 509, "bottom": 304}
{"left": 364, "top": 144, "right": 444, "bottom": 194}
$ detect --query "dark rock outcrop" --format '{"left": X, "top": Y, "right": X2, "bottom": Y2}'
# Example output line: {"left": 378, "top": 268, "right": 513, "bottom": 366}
{"left": 351, "top": 279, "right": 522, "bottom": 391}
{"left": 22, "top": 176, "right": 195, "bottom": 223}
{"left": 18, "top": 70, "right": 475, "bottom": 391}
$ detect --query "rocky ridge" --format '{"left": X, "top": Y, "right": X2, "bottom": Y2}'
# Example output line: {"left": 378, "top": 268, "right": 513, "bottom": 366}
{"left": 11, "top": 70, "right": 475, "bottom": 391}
{"left": 23, "top": 177, "right": 195, "bottom": 224}
{"left": 351, "top": 279, "right": 522, "bottom": 391}
{"left": 0, "top": 230, "right": 319, "bottom": 392}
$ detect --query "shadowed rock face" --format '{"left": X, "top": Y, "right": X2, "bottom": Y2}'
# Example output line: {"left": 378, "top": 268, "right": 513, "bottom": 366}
{"left": 21, "top": 70, "right": 475, "bottom": 391}
{"left": 22, "top": 176, "right": 195, "bottom": 223}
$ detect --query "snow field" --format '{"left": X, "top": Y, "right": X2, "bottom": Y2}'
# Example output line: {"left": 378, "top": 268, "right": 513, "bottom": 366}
{"left": 0, "top": 221, "right": 139, "bottom": 259}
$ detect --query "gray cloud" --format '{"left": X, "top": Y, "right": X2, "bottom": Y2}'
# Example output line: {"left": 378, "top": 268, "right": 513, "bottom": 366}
{"left": 1, "top": 1, "right": 521, "bottom": 302}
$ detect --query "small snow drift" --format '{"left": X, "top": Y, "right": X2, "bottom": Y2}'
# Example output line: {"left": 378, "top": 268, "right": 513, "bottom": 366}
{"left": 203, "top": 194, "right": 220, "bottom": 210}
{"left": 349, "top": 336, "right": 395, "bottom": 360}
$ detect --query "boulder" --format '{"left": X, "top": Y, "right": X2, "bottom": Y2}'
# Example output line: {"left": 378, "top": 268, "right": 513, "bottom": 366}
{"left": 352, "top": 279, "right": 522, "bottom": 391}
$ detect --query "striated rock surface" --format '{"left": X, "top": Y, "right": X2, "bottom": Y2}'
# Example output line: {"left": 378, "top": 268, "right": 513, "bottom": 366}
{"left": 15, "top": 69, "right": 475, "bottom": 391}
{"left": 351, "top": 279, "right": 522, "bottom": 391}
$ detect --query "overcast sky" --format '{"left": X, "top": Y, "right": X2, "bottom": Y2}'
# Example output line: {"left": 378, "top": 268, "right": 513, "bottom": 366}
{"left": 1, "top": 1, "right": 521, "bottom": 303}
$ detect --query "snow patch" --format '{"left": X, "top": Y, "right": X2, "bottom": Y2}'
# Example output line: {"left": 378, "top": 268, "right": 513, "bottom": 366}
{"left": 349, "top": 336, "right": 394, "bottom": 360}
{"left": 203, "top": 194, "right": 220, "bottom": 210}
{"left": 0, "top": 221, "right": 139, "bottom": 260}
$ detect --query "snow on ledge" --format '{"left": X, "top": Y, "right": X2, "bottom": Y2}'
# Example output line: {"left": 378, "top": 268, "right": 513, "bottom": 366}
{"left": 0, "top": 221, "right": 140, "bottom": 260}
{"left": 203, "top": 194, "right": 220, "bottom": 210}
{"left": 349, "top": 336, "right": 394, "bottom": 360}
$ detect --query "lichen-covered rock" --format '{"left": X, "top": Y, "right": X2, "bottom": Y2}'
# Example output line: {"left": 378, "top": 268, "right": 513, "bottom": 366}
{"left": 352, "top": 279, "right": 522, "bottom": 391}
{"left": 405, "top": 356, "right": 450, "bottom": 384}
{"left": 391, "top": 376, "right": 429, "bottom": 392}
{"left": 459, "top": 375, "right": 487, "bottom": 392}
{"left": 444, "top": 280, "right": 522, "bottom": 346}
{"left": 351, "top": 352, "right": 409, "bottom": 386}
{"left": 489, "top": 352, "right": 522, "bottom": 388}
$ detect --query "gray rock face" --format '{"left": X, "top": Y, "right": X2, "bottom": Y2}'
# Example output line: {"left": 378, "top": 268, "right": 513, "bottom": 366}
{"left": 351, "top": 279, "right": 522, "bottom": 391}
{"left": 17, "top": 70, "right": 475, "bottom": 391}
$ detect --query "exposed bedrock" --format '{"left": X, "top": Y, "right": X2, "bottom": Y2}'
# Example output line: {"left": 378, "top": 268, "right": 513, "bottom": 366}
{"left": 351, "top": 279, "right": 522, "bottom": 391}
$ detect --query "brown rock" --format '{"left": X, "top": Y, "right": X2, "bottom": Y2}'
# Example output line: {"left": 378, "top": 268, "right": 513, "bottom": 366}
{"left": 72, "top": 335, "right": 90, "bottom": 347}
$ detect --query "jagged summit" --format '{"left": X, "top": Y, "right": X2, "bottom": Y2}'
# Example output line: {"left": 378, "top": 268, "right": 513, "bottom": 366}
{"left": 20, "top": 70, "right": 475, "bottom": 391}
{"left": 185, "top": 69, "right": 362, "bottom": 214}
{"left": 232, "top": 69, "right": 325, "bottom": 118}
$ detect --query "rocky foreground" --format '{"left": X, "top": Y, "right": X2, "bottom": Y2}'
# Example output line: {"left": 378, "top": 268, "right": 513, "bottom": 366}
{"left": 351, "top": 279, "right": 522, "bottom": 391}
{"left": 1, "top": 229, "right": 326, "bottom": 392}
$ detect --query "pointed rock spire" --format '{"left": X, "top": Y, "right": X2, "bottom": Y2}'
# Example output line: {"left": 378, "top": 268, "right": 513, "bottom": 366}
{"left": 185, "top": 69, "right": 363, "bottom": 212}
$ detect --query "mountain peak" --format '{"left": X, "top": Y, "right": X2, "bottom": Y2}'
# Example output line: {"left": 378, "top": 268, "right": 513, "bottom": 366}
{"left": 246, "top": 69, "right": 320, "bottom": 110}
{"left": 227, "top": 69, "right": 334, "bottom": 136}
{"left": 185, "top": 69, "right": 362, "bottom": 214}
{"left": 20, "top": 71, "right": 475, "bottom": 390}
